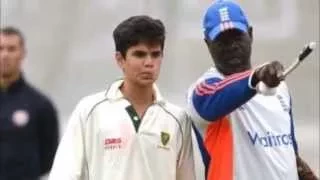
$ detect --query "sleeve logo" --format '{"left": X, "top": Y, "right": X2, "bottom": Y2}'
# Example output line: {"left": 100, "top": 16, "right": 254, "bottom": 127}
{"left": 161, "top": 131, "right": 170, "bottom": 146}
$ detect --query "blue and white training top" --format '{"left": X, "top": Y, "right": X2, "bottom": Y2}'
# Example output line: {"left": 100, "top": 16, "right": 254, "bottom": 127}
{"left": 187, "top": 67, "right": 299, "bottom": 180}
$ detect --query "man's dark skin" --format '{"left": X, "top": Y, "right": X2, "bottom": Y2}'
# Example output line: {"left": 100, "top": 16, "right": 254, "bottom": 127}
{"left": 205, "top": 28, "right": 284, "bottom": 87}
{"left": 205, "top": 27, "right": 318, "bottom": 180}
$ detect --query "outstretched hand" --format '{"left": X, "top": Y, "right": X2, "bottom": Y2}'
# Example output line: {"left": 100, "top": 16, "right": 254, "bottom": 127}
{"left": 252, "top": 61, "right": 285, "bottom": 88}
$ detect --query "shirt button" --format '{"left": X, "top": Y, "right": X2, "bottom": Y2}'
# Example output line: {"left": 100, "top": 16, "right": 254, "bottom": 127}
{"left": 133, "top": 116, "right": 139, "bottom": 121}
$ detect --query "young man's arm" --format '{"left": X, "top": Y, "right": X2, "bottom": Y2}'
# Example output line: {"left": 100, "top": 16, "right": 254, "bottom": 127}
{"left": 48, "top": 101, "right": 87, "bottom": 180}
{"left": 176, "top": 114, "right": 197, "bottom": 180}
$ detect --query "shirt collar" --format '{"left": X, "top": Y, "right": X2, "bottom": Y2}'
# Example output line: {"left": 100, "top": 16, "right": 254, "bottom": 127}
{"left": 0, "top": 76, "right": 25, "bottom": 93}
{"left": 105, "top": 79, "right": 164, "bottom": 104}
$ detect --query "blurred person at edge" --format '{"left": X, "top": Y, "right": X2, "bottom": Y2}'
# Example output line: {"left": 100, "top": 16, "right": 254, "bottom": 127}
{"left": 0, "top": 26, "right": 59, "bottom": 180}
{"left": 48, "top": 15, "right": 197, "bottom": 180}
{"left": 186, "top": 0, "right": 318, "bottom": 180}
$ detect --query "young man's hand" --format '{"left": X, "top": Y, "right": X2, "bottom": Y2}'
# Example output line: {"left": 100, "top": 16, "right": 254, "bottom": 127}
{"left": 296, "top": 155, "right": 319, "bottom": 180}
{"left": 252, "top": 61, "right": 285, "bottom": 88}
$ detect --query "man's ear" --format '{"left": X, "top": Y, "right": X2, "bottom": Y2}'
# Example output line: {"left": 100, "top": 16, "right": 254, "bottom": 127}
{"left": 204, "top": 38, "right": 213, "bottom": 50}
{"left": 248, "top": 26, "right": 253, "bottom": 42}
{"left": 21, "top": 45, "right": 26, "bottom": 60}
{"left": 115, "top": 51, "right": 125, "bottom": 71}
{"left": 204, "top": 38, "right": 209, "bottom": 46}
{"left": 204, "top": 38, "right": 215, "bottom": 52}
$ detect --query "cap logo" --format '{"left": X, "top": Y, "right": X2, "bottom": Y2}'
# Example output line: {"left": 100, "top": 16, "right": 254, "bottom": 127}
{"left": 219, "top": 7, "right": 234, "bottom": 31}
{"left": 219, "top": 7, "right": 230, "bottom": 22}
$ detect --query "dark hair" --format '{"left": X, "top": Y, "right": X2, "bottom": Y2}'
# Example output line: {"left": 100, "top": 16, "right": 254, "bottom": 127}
{"left": 113, "top": 15, "right": 165, "bottom": 57}
{"left": 0, "top": 26, "right": 25, "bottom": 47}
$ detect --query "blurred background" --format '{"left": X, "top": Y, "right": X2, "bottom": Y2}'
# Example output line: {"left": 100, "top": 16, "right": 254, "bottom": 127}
{"left": 1, "top": 0, "right": 319, "bottom": 175}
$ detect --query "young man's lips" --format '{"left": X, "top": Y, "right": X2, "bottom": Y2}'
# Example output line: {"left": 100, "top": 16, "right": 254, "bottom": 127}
{"left": 140, "top": 72, "right": 153, "bottom": 78}
{"left": 141, "top": 72, "right": 153, "bottom": 75}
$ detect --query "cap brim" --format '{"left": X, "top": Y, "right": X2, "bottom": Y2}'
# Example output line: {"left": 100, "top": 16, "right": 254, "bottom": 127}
{"left": 207, "top": 22, "right": 248, "bottom": 41}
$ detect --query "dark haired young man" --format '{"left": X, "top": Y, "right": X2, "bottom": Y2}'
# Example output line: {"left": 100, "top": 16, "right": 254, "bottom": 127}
{"left": 49, "top": 15, "right": 196, "bottom": 180}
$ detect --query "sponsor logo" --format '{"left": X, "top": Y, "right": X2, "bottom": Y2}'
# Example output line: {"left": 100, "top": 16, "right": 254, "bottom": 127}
{"left": 276, "top": 95, "right": 290, "bottom": 112}
{"left": 248, "top": 131, "right": 293, "bottom": 147}
{"left": 239, "top": 104, "right": 248, "bottom": 111}
{"left": 104, "top": 138, "right": 122, "bottom": 150}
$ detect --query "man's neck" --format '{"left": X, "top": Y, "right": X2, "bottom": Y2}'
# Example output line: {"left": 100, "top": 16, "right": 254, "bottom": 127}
{"left": 0, "top": 73, "right": 20, "bottom": 90}
{"left": 216, "top": 64, "right": 251, "bottom": 76}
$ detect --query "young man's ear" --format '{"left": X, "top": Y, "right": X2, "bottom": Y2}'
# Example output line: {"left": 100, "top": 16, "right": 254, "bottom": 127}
{"left": 115, "top": 51, "right": 125, "bottom": 71}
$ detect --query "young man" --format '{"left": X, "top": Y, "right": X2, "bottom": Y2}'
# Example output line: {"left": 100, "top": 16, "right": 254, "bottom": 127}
{"left": 187, "top": 1, "right": 318, "bottom": 180}
{"left": 0, "top": 27, "right": 59, "bottom": 180}
{"left": 49, "top": 15, "right": 196, "bottom": 180}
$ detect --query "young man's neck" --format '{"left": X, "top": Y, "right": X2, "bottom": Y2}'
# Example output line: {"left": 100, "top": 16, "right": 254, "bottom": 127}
{"left": 120, "top": 80, "right": 154, "bottom": 107}
{"left": 0, "top": 72, "right": 20, "bottom": 90}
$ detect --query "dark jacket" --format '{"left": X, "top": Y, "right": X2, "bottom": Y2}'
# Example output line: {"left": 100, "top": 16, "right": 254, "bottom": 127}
{"left": 0, "top": 77, "right": 59, "bottom": 180}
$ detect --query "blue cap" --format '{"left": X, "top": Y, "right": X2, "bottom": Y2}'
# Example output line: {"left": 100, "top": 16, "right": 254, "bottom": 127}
{"left": 203, "top": 0, "right": 249, "bottom": 41}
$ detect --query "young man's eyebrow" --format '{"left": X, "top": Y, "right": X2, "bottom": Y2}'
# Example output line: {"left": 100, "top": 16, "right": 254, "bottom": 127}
{"left": 132, "top": 50, "right": 147, "bottom": 57}
{"left": 151, "top": 51, "right": 162, "bottom": 57}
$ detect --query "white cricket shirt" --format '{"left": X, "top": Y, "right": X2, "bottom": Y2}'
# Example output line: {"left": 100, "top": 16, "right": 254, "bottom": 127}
{"left": 49, "top": 80, "right": 196, "bottom": 180}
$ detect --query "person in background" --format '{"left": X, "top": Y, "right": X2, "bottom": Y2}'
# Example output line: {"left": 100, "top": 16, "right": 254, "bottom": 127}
{"left": 186, "top": 1, "right": 318, "bottom": 179}
{"left": 0, "top": 26, "right": 59, "bottom": 180}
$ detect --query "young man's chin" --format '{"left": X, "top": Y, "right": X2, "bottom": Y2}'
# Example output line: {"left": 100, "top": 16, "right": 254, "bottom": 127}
{"left": 137, "top": 79, "right": 155, "bottom": 87}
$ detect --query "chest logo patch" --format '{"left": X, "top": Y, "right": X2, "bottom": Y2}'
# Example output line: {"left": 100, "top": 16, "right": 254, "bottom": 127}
{"left": 104, "top": 137, "right": 122, "bottom": 150}
{"left": 161, "top": 131, "right": 170, "bottom": 146}
{"left": 12, "top": 110, "right": 29, "bottom": 127}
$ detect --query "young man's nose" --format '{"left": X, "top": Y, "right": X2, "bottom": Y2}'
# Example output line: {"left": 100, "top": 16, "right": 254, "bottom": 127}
{"left": 143, "top": 55, "right": 155, "bottom": 67}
